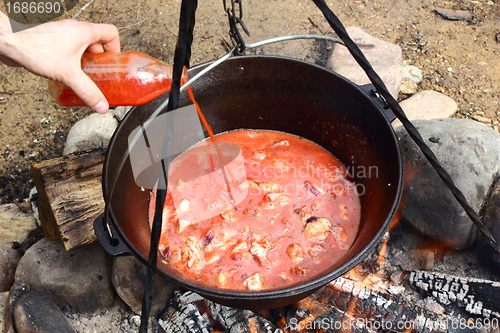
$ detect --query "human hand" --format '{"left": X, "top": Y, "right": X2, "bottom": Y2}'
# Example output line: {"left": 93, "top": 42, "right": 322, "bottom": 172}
{"left": 0, "top": 12, "right": 120, "bottom": 113}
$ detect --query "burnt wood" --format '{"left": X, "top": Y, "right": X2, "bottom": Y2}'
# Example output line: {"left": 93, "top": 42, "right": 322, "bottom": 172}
{"left": 157, "top": 277, "right": 478, "bottom": 333}
{"left": 408, "top": 270, "right": 500, "bottom": 319}
{"left": 158, "top": 291, "right": 276, "bottom": 333}
{"left": 297, "top": 277, "right": 477, "bottom": 333}
{"left": 31, "top": 148, "right": 106, "bottom": 250}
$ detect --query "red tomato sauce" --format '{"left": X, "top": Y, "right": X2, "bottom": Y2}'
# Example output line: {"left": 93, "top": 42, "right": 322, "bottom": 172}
{"left": 150, "top": 129, "right": 361, "bottom": 291}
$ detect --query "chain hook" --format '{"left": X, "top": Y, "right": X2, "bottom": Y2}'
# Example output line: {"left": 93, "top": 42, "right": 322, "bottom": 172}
{"left": 223, "top": 0, "right": 250, "bottom": 55}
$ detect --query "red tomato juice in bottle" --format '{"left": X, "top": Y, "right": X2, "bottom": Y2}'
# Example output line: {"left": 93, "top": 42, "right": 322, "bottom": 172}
{"left": 48, "top": 51, "right": 188, "bottom": 107}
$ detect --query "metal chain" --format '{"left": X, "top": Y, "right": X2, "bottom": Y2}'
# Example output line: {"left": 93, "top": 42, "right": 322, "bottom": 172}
{"left": 223, "top": 0, "right": 250, "bottom": 55}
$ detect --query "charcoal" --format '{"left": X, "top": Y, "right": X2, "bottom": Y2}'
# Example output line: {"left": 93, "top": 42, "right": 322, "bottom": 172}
{"left": 407, "top": 270, "right": 500, "bottom": 319}
{"left": 157, "top": 292, "right": 213, "bottom": 333}
{"left": 287, "top": 277, "right": 478, "bottom": 333}
{"left": 157, "top": 291, "right": 276, "bottom": 333}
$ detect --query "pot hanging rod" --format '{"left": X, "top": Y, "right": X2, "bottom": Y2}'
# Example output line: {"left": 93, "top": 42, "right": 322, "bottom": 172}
{"left": 139, "top": 0, "right": 198, "bottom": 331}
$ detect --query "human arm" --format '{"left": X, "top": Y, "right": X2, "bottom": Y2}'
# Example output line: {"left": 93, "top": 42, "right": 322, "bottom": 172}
{"left": 0, "top": 11, "right": 120, "bottom": 113}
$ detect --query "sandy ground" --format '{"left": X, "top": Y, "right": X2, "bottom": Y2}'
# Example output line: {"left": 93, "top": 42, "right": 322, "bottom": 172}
{"left": 0, "top": 0, "right": 499, "bottom": 203}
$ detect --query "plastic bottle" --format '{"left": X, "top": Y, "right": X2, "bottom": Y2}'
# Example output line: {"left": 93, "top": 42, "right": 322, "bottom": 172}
{"left": 48, "top": 51, "right": 188, "bottom": 107}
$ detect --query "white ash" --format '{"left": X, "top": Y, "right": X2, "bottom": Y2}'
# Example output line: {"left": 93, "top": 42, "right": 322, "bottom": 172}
{"left": 65, "top": 301, "right": 141, "bottom": 333}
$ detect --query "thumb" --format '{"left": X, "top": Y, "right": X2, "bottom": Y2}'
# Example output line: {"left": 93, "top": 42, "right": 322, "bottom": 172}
{"left": 65, "top": 70, "right": 109, "bottom": 113}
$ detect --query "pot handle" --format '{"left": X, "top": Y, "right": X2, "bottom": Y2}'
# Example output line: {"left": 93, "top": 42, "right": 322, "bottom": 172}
{"left": 359, "top": 84, "right": 396, "bottom": 123}
{"left": 94, "top": 214, "right": 132, "bottom": 256}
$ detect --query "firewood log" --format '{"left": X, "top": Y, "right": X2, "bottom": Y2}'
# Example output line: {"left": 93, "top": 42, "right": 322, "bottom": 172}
{"left": 284, "top": 277, "right": 478, "bottom": 333}
{"left": 31, "top": 148, "right": 106, "bottom": 250}
{"left": 407, "top": 270, "right": 500, "bottom": 319}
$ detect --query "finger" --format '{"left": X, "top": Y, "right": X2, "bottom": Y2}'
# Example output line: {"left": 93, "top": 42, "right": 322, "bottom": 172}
{"left": 86, "top": 43, "right": 105, "bottom": 53}
{"left": 64, "top": 70, "right": 109, "bottom": 113}
{"left": 90, "top": 23, "right": 121, "bottom": 53}
{"left": 103, "top": 33, "right": 120, "bottom": 53}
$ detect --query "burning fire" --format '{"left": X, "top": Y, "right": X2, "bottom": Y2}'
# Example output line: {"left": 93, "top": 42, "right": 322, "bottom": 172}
{"left": 277, "top": 203, "right": 406, "bottom": 333}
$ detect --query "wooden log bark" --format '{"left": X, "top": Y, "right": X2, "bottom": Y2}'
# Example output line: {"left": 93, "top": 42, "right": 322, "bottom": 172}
{"left": 31, "top": 148, "right": 106, "bottom": 250}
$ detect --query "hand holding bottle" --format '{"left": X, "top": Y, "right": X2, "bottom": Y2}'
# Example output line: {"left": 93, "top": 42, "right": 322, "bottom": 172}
{"left": 48, "top": 52, "right": 189, "bottom": 108}
{"left": 0, "top": 12, "right": 120, "bottom": 113}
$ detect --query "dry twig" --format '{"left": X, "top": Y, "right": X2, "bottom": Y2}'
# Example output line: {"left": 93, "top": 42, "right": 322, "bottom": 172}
{"left": 118, "top": 19, "right": 147, "bottom": 32}
{"left": 72, "top": 0, "right": 96, "bottom": 19}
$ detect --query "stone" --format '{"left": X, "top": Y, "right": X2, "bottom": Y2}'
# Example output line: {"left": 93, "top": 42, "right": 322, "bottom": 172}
{"left": 15, "top": 238, "right": 116, "bottom": 314}
{"left": 13, "top": 290, "right": 76, "bottom": 333}
{"left": 434, "top": 8, "right": 474, "bottom": 21}
{"left": 112, "top": 255, "right": 177, "bottom": 316}
{"left": 0, "top": 291, "right": 8, "bottom": 333}
{"left": 392, "top": 90, "right": 458, "bottom": 128}
{"left": 111, "top": 106, "right": 132, "bottom": 121}
{"left": 3, "top": 281, "right": 29, "bottom": 333}
{"left": 399, "top": 79, "right": 418, "bottom": 95}
{"left": 402, "top": 64, "right": 423, "bottom": 83}
{"left": 399, "top": 65, "right": 423, "bottom": 95}
{"left": 396, "top": 118, "right": 500, "bottom": 250}
{"left": 0, "top": 203, "right": 38, "bottom": 248}
{"left": 476, "top": 180, "right": 500, "bottom": 274}
{"left": 63, "top": 111, "right": 119, "bottom": 155}
{"left": 0, "top": 247, "right": 22, "bottom": 292}
{"left": 325, "top": 26, "right": 402, "bottom": 99}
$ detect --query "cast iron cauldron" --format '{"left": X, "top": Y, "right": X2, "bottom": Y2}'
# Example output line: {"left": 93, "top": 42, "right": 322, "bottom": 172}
{"left": 95, "top": 55, "right": 403, "bottom": 310}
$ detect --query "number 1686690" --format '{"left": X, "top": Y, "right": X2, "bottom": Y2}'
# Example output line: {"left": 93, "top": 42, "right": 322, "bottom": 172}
{"left": 5, "top": 1, "right": 61, "bottom": 15}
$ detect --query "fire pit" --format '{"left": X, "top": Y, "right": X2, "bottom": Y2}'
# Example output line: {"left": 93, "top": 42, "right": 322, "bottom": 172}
{"left": 156, "top": 215, "right": 500, "bottom": 333}
{"left": 5, "top": 181, "right": 500, "bottom": 333}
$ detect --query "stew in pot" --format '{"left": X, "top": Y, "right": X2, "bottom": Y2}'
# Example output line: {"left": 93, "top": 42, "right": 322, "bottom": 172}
{"left": 149, "top": 129, "right": 361, "bottom": 291}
